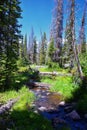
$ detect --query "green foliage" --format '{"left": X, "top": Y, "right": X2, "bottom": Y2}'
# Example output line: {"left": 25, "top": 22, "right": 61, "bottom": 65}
{"left": 79, "top": 53, "right": 87, "bottom": 76}
{"left": 48, "top": 61, "right": 60, "bottom": 70}
{"left": 77, "top": 94, "right": 87, "bottom": 114}
{"left": 0, "top": 86, "right": 34, "bottom": 104}
{"left": 10, "top": 110, "right": 53, "bottom": 130}
{"left": 0, "top": 87, "right": 53, "bottom": 130}
{"left": 48, "top": 38, "right": 55, "bottom": 59}
{"left": 33, "top": 37, "right": 37, "bottom": 64}
{"left": 0, "top": 0, "right": 22, "bottom": 89}
{"left": 38, "top": 65, "right": 67, "bottom": 73}
{"left": 41, "top": 76, "right": 76, "bottom": 100}
{"left": 17, "top": 58, "right": 29, "bottom": 67}
{"left": 28, "top": 69, "right": 40, "bottom": 82}
{"left": 40, "top": 32, "right": 47, "bottom": 65}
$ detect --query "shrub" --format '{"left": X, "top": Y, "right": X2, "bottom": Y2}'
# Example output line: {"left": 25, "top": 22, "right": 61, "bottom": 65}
{"left": 77, "top": 94, "right": 87, "bottom": 114}
{"left": 79, "top": 53, "right": 87, "bottom": 76}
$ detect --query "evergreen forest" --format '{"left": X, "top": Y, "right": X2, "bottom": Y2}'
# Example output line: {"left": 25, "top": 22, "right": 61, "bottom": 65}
{"left": 0, "top": 0, "right": 87, "bottom": 130}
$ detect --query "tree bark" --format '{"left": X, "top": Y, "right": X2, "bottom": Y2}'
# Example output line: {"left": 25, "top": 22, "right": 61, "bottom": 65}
{"left": 71, "top": 0, "right": 83, "bottom": 79}
{"left": 0, "top": 98, "right": 18, "bottom": 115}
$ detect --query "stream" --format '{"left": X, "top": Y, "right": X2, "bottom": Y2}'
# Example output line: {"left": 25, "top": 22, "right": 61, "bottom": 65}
{"left": 30, "top": 84, "right": 87, "bottom": 130}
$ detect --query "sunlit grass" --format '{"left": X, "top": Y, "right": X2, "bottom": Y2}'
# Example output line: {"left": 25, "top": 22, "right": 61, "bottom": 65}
{"left": 39, "top": 66, "right": 68, "bottom": 73}
{"left": 0, "top": 86, "right": 53, "bottom": 130}
{"left": 13, "top": 86, "right": 35, "bottom": 110}
{"left": 18, "top": 66, "right": 29, "bottom": 72}
{"left": 41, "top": 76, "right": 78, "bottom": 100}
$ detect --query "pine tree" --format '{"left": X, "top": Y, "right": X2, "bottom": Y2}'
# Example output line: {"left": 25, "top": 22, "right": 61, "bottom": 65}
{"left": 0, "top": 0, "right": 7, "bottom": 88}
{"left": 33, "top": 37, "right": 37, "bottom": 64}
{"left": 40, "top": 32, "right": 47, "bottom": 65}
{"left": 0, "top": 0, "right": 22, "bottom": 89}
{"left": 48, "top": 38, "right": 55, "bottom": 60}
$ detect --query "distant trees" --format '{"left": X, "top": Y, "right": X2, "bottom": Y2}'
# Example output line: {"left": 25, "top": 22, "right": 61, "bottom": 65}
{"left": 0, "top": 0, "right": 22, "bottom": 89}
{"left": 33, "top": 37, "right": 37, "bottom": 64}
{"left": 0, "top": 0, "right": 86, "bottom": 89}
{"left": 28, "top": 27, "right": 34, "bottom": 64}
{"left": 48, "top": 38, "right": 55, "bottom": 61}
{"left": 27, "top": 30, "right": 47, "bottom": 65}
{"left": 40, "top": 32, "right": 47, "bottom": 65}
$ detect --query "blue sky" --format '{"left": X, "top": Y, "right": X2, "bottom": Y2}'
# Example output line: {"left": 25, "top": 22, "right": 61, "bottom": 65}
{"left": 19, "top": 0, "right": 86, "bottom": 41}
{"left": 20, "top": 0, "right": 54, "bottom": 40}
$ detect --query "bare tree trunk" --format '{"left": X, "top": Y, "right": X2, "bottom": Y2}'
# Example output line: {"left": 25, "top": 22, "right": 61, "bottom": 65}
{"left": 71, "top": 0, "right": 83, "bottom": 79}
{"left": 53, "top": 0, "right": 63, "bottom": 67}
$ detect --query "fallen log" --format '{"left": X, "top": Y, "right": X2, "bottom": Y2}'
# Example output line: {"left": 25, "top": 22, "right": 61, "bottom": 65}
{"left": 27, "top": 81, "right": 51, "bottom": 88}
{"left": 39, "top": 72, "right": 72, "bottom": 76}
{"left": 0, "top": 98, "right": 19, "bottom": 115}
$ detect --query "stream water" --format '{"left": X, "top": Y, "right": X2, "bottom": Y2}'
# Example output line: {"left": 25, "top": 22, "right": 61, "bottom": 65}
{"left": 30, "top": 85, "right": 87, "bottom": 130}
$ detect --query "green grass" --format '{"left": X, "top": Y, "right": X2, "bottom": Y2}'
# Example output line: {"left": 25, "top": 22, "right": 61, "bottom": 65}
{"left": 0, "top": 86, "right": 53, "bottom": 130}
{"left": 0, "top": 66, "right": 53, "bottom": 130}
{"left": 41, "top": 76, "right": 78, "bottom": 100}
{"left": 39, "top": 66, "right": 68, "bottom": 73}
{"left": 30, "top": 64, "right": 68, "bottom": 73}
{"left": 41, "top": 75, "right": 87, "bottom": 114}
{"left": 0, "top": 86, "right": 34, "bottom": 104}
{"left": 18, "top": 66, "right": 29, "bottom": 72}
{"left": 11, "top": 110, "right": 53, "bottom": 130}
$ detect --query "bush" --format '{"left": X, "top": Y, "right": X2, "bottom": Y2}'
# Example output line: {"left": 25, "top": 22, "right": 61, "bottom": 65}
{"left": 48, "top": 60, "right": 60, "bottom": 70}
{"left": 79, "top": 53, "right": 87, "bottom": 76}
{"left": 17, "top": 58, "right": 29, "bottom": 67}
{"left": 77, "top": 94, "right": 87, "bottom": 114}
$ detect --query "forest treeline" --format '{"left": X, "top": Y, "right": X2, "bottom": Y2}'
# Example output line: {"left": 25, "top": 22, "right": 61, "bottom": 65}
{"left": 0, "top": 0, "right": 87, "bottom": 90}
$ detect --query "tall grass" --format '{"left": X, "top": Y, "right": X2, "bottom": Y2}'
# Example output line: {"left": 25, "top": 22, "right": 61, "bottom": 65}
{"left": 41, "top": 76, "right": 78, "bottom": 100}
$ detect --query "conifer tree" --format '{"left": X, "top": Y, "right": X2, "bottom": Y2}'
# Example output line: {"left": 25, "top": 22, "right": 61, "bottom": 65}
{"left": 33, "top": 37, "right": 37, "bottom": 64}
{"left": 48, "top": 38, "right": 55, "bottom": 61}
{"left": 0, "top": 0, "right": 22, "bottom": 89}
{"left": 40, "top": 32, "right": 47, "bottom": 65}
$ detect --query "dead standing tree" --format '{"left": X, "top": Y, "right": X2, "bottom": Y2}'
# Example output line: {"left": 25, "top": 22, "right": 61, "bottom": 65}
{"left": 70, "top": 0, "right": 83, "bottom": 79}
{"left": 78, "top": 3, "right": 87, "bottom": 54}
{"left": 53, "top": 0, "right": 63, "bottom": 67}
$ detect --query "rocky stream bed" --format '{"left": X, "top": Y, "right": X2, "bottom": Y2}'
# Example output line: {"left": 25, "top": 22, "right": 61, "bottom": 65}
{"left": 30, "top": 83, "right": 87, "bottom": 130}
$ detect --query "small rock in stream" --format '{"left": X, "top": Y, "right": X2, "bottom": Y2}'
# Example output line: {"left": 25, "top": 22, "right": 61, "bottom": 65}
{"left": 59, "top": 101, "right": 65, "bottom": 106}
{"left": 65, "top": 110, "right": 81, "bottom": 120}
{"left": 51, "top": 117, "right": 66, "bottom": 128}
{"left": 64, "top": 105, "right": 73, "bottom": 113}
{"left": 84, "top": 114, "right": 87, "bottom": 119}
{"left": 46, "top": 92, "right": 50, "bottom": 96}
{"left": 38, "top": 106, "right": 47, "bottom": 112}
